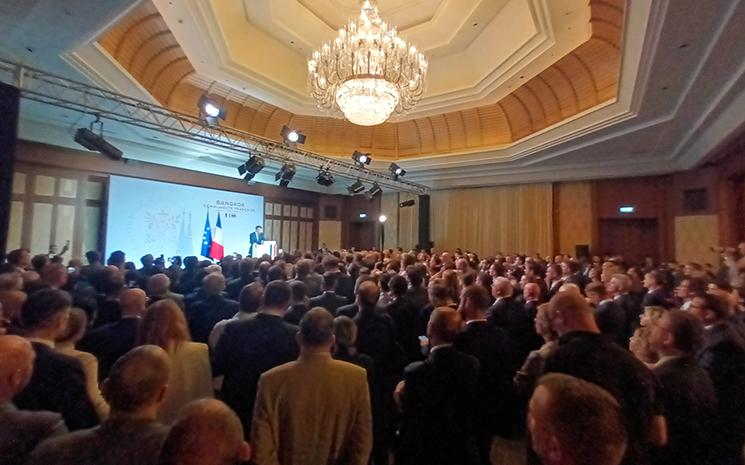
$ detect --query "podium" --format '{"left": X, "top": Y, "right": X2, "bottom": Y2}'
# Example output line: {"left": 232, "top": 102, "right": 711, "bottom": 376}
{"left": 253, "top": 241, "right": 277, "bottom": 259}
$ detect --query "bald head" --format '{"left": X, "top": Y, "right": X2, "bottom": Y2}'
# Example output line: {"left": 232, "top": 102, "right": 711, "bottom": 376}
{"left": 202, "top": 272, "right": 226, "bottom": 295}
{"left": 523, "top": 282, "right": 540, "bottom": 301}
{"left": 356, "top": 280, "right": 380, "bottom": 310}
{"left": 120, "top": 288, "right": 147, "bottom": 318}
{"left": 148, "top": 273, "right": 171, "bottom": 296}
{"left": 0, "top": 335, "right": 35, "bottom": 400}
{"left": 160, "top": 399, "right": 250, "bottom": 465}
{"left": 548, "top": 291, "right": 597, "bottom": 335}
{"left": 427, "top": 307, "right": 463, "bottom": 345}
{"left": 103, "top": 345, "right": 170, "bottom": 414}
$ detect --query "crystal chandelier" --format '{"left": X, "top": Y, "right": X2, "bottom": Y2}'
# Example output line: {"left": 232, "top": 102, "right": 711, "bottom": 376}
{"left": 307, "top": 0, "right": 428, "bottom": 126}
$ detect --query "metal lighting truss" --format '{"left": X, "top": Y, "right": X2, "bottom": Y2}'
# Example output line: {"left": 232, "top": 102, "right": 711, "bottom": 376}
{"left": 0, "top": 59, "right": 429, "bottom": 195}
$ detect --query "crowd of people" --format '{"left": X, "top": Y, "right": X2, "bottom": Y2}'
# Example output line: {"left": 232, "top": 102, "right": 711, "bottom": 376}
{"left": 1, "top": 242, "right": 745, "bottom": 465}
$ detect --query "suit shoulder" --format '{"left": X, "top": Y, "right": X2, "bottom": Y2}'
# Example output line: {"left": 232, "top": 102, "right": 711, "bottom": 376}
{"left": 331, "top": 358, "right": 368, "bottom": 378}
{"left": 260, "top": 360, "right": 299, "bottom": 380}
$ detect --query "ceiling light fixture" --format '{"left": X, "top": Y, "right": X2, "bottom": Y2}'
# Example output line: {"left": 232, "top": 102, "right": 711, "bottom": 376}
{"left": 352, "top": 150, "right": 372, "bottom": 166}
{"left": 365, "top": 182, "right": 382, "bottom": 200}
{"left": 307, "top": 0, "right": 428, "bottom": 126}
{"left": 316, "top": 167, "right": 335, "bottom": 187}
{"left": 281, "top": 125, "right": 306, "bottom": 145}
{"left": 237, "top": 155, "right": 265, "bottom": 182}
{"left": 389, "top": 162, "right": 406, "bottom": 179}
{"left": 275, "top": 163, "right": 296, "bottom": 187}
{"left": 399, "top": 199, "right": 415, "bottom": 208}
{"left": 347, "top": 179, "right": 365, "bottom": 194}
{"left": 74, "top": 114, "right": 123, "bottom": 161}
{"left": 198, "top": 94, "right": 226, "bottom": 126}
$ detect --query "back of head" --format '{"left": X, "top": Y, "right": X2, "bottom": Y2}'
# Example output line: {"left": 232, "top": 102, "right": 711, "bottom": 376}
{"left": 427, "top": 307, "right": 463, "bottom": 344}
{"left": 239, "top": 282, "right": 264, "bottom": 314}
{"left": 532, "top": 373, "right": 626, "bottom": 465}
{"left": 104, "top": 345, "right": 171, "bottom": 413}
{"left": 585, "top": 281, "right": 607, "bottom": 297}
{"left": 406, "top": 265, "right": 423, "bottom": 287}
{"left": 461, "top": 285, "right": 491, "bottom": 315}
{"left": 322, "top": 271, "right": 338, "bottom": 291}
{"left": 295, "top": 259, "right": 312, "bottom": 277}
{"left": 389, "top": 275, "right": 408, "bottom": 298}
{"left": 202, "top": 272, "right": 226, "bottom": 295}
{"left": 299, "top": 307, "right": 335, "bottom": 348}
{"left": 262, "top": 280, "right": 291, "bottom": 309}
{"left": 121, "top": 288, "right": 148, "bottom": 317}
{"left": 665, "top": 309, "right": 704, "bottom": 355}
{"left": 356, "top": 280, "right": 380, "bottom": 310}
{"left": 267, "top": 265, "right": 285, "bottom": 282}
{"left": 333, "top": 315, "right": 357, "bottom": 351}
{"left": 55, "top": 308, "right": 88, "bottom": 345}
{"left": 160, "top": 399, "right": 248, "bottom": 465}
{"left": 548, "top": 291, "right": 595, "bottom": 334}
{"left": 0, "top": 335, "right": 35, "bottom": 398}
{"left": 21, "top": 288, "right": 72, "bottom": 331}
{"left": 148, "top": 273, "right": 171, "bottom": 295}
{"left": 290, "top": 280, "right": 308, "bottom": 302}
{"left": 138, "top": 299, "right": 190, "bottom": 349}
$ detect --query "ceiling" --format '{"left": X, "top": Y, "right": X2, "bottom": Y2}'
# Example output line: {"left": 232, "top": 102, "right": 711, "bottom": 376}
{"left": 1, "top": 0, "right": 745, "bottom": 193}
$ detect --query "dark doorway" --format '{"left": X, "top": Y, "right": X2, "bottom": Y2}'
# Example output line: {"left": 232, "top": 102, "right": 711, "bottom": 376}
{"left": 348, "top": 221, "right": 376, "bottom": 250}
{"left": 598, "top": 219, "right": 660, "bottom": 264}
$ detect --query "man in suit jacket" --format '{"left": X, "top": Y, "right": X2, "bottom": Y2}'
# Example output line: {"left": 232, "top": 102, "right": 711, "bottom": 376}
{"left": 522, "top": 282, "right": 542, "bottom": 321}
{"left": 396, "top": 307, "right": 480, "bottom": 465}
{"left": 0, "top": 335, "right": 67, "bottom": 465}
{"left": 488, "top": 277, "right": 538, "bottom": 357}
{"left": 586, "top": 282, "right": 628, "bottom": 347}
{"left": 251, "top": 308, "right": 372, "bottom": 465}
{"left": 386, "top": 275, "right": 421, "bottom": 364}
{"left": 212, "top": 281, "right": 300, "bottom": 437}
{"left": 309, "top": 272, "right": 348, "bottom": 315}
{"left": 12, "top": 289, "right": 99, "bottom": 431}
{"left": 226, "top": 259, "right": 257, "bottom": 300}
{"left": 78, "top": 288, "right": 145, "bottom": 380}
{"left": 323, "top": 255, "right": 354, "bottom": 303}
{"left": 608, "top": 274, "right": 641, "bottom": 336}
{"left": 248, "top": 225, "right": 264, "bottom": 257}
{"left": 642, "top": 271, "right": 668, "bottom": 308}
{"left": 649, "top": 309, "right": 717, "bottom": 465}
{"left": 187, "top": 273, "right": 239, "bottom": 344}
{"left": 28, "top": 345, "right": 172, "bottom": 465}
{"left": 147, "top": 273, "right": 185, "bottom": 310}
{"left": 689, "top": 293, "right": 745, "bottom": 465}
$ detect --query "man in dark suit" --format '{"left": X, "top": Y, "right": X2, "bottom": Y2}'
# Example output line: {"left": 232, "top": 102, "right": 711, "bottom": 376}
{"left": 146, "top": 273, "right": 185, "bottom": 310}
{"left": 186, "top": 273, "right": 239, "bottom": 344}
{"left": 226, "top": 259, "right": 257, "bottom": 300}
{"left": 212, "top": 281, "right": 300, "bottom": 437}
{"left": 0, "top": 335, "right": 67, "bottom": 465}
{"left": 248, "top": 225, "right": 264, "bottom": 257}
{"left": 642, "top": 270, "right": 668, "bottom": 308}
{"left": 586, "top": 282, "right": 628, "bottom": 347}
{"left": 689, "top": 292, "right": 745, "bottom": 465}
{"left": 386, "top": 275, "right": 421, "bottom": 364}
{"left": 649, "top": 309, "right": 717, "bottom": 465}
{"left": 544, "top": 264, "right": 563, "bottom": 301}
{"left": 12, "top": 289, "right": 99, "bottom": 430}
{"left": 27, "top": 345, "right": 172, "bottom": 465}
{"left": 309, "top": 272, "right": 347, "bottom": 315}
{"left": 456, "top": 285, "right": 521, "bottom": 463}
{"left": 396, "top": 307, "right": 479, "bottom": 465}
{"left": 78, "top": 288, "right": 146, "bottom": 380}
{"left": 608, "top": 273, "right": 641, "bottom": 336}
{"left": 284, "top": 280, "right": 310, "bottom": 325}
{"left": 522, "top": 282, "right": 542, "bottom": 320}
{"left": 322, "top": 255, "right": 354, "bottom": 304}
{"left": 488, "top": 277, "right": 538, "bottom": 357}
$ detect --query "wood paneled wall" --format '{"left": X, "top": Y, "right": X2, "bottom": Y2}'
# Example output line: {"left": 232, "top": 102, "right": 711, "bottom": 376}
{"left": 554, "top": 181, "right": 594, "bottom": 255}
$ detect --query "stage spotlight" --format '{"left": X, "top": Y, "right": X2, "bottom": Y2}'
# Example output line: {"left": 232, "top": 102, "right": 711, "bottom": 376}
{"left": 399, "top": 199, "right": 416, "bottom": 208}
{"left": 281, "top": 125, "right": 306, "bottom": 145}
{"left": 275, "top": 163, "right": 296, "bottom": 187}
{"left": 347, "top": 179, "right": 365, "bottom": 194}
{"left": 364, "top": 182, "right": 382, "bottom": 200}
{"left": 352, "top": 151, "right": 372, "bottom": 166}
{"left": 74, "top": 115, "right": 123, "bottom": 161}
{"left": 389, "top": 162, "right": 406, "bottom": 179}
{"left": 378, "top": 214, "right": 387, "bottom": 223}
{"left": 237, "top": 155, "right": 265, "bottom": 182}
{"left": 316, "top": 168, "right": 334, "bottom": 187}
{"left": 198, "top": 94, "right": 226, "bottom": 125}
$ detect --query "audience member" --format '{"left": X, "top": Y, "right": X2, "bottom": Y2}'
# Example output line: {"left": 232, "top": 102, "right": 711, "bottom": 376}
{"left": 147, "top": 273, "right": 184, "bottom": 309}
{"left": 0, "top": 335, "right": 67, "bottom": 465}
{"left": 13, "top": 288, "right": 99, "bottom": 430}
{"left": 225, "top": 259, "right": 256, "bottom": 300}
{"left": 159, "top": 399, "right": 250, "bottom": 465}
{"left": 28, "top": 345, "right": 171, "bottom": 465}
{"left": 386, "top": 274, "right": 420, "bottom": 364}
{"left": 213, "top": 280, "right": 299, "bottom": 437}
{"left": 208, "top": 281, "right": 263, "bottom": 350}
{"left": 292, "top": 258, "right": 322, "bottom": 298}
{"left": 585, "top": 281, "right": 627, "bottom": 346}
{"left": 309, "top": 271, "right": 347, "bottom": 315}
{"left": 528, "top": 373, "right": 627, "bottom": 465}
{"left": 396, "top": 307, "right": 479, "bottom": 465}
{"left": 323, "top": 256, "right": 354, "bottom": 303}
{"left": 642, "top": 271, "right": 668, "bottom": 307}
{"left": 186, "top": 273, "right": 239, "bottom": 344}
{"left": 78, "top": 288, "right": 145, "bottom": 380}
{"left": 514, "top": 303, "right": 559, "bottom": 395}
{"left": 251, "top": 308, "right": 372, "bottom": 465}
{"left": 137, "top": 299, "right": 213, "bottom": 424}
{"left": 284, "top": 280, "right": 310, "bottom": 325}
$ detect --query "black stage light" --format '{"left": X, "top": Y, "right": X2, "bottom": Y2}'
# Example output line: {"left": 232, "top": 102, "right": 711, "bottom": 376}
{"left": 198, "top": 94, "right": 226, "bottom": 126}
{"left": 316, "top": 168, "right": 334, "bottom": 187}
{"left": 281, "top": 125, "right": 306, "bottom": 144}
{"left": 347, "top": 179, "right": 365, "bottom": 194}
{"left": 74, "top": 116, "right": 123, "bottom": 161}
{"left": 364, "top": 182, "right": 382, "bottom": 200}
{"left": 389, "top": 162, "right": 406, "bottom": 179}
{"left": 238, "top": 155, "right": 265, "bottom": 181}
{"left": 352, "top": 150, "right": 372, "bottom": 166}
{"left": 275, "top": 163, "right": 296, "bottom": 187}
{"left": 399, "top": 199, "right": 416, "bottom": 208}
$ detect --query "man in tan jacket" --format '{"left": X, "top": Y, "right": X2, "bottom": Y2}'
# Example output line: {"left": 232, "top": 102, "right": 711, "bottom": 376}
{"left": 251, "top": 307, "right": 372, "bottom": 465}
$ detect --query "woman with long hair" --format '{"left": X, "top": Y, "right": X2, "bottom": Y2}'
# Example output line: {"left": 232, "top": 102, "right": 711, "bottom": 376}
{"left": 137, "top": 299, "right": 212, "bottom": 424}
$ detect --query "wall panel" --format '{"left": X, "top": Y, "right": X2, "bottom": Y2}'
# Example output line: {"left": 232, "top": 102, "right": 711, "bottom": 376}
{"left": 675, "top": 215, "right": 720, "bottom": 266}
{"left": 556, "top": 181, "right": 593, "bottom": 254}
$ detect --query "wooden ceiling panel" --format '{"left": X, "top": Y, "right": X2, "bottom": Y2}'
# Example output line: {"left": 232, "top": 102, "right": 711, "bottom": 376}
{"left": 98, "top": 0, "right": 625, "bottom": 160}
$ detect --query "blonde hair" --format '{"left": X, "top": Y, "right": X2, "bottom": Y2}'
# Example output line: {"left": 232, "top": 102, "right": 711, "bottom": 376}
{"left": 137, "top": 299, "right": 191, "bottom": 350}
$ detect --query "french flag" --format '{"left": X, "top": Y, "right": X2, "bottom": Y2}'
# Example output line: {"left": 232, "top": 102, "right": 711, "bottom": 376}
{"left": 209, "top": 212, "right": 225, "bottom": 260}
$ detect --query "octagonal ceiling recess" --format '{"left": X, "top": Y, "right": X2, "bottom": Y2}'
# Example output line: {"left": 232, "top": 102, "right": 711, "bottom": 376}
{"left": 96, "top": 0, "right": 623, "bottom": 160}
